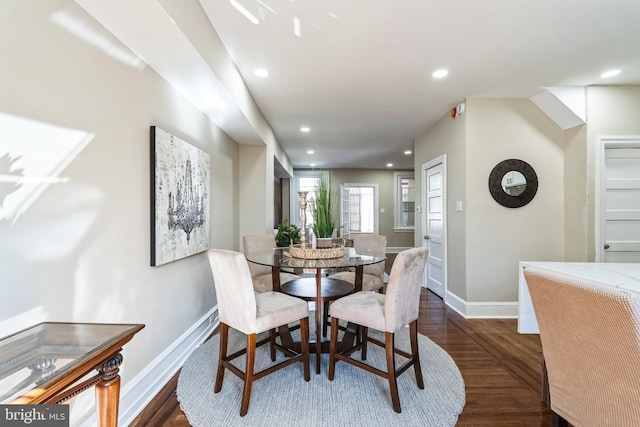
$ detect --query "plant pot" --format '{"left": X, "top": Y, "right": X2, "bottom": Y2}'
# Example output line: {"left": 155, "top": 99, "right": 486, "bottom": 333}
{"left": 316, "top": 237, "right": 333, "bottom": 248}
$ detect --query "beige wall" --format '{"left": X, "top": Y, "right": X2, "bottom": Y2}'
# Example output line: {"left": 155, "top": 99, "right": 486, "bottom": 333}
{"left": 327, "top": 169, "right": 415, "bottom": 248}
{"left": 585, "top": 86, "right": 640, "bottom": 260}
{"left": 564, "top": 123, "right": 588, "bottom": 261}
{"left": 0, "top": 1, "right": 239, "bottom": 424}
{"left": 160, "top": 0, "right": 292, "bottom": 242}
{"left": 414, "top": 105, "right": 468, "bottom": 299}
{"left": 465, "top": 98, "right": 565, "bottom": 302}
{"left": 415, "top": 88, "right": 640, "bottom": 307}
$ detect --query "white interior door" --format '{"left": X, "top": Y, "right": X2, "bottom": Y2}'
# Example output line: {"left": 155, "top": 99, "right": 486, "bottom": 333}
{"left": 422, "top": 156, "right": 446, "bottom": 298}
{"left": 600, "top": 139, "right": 640, "bottom": 262}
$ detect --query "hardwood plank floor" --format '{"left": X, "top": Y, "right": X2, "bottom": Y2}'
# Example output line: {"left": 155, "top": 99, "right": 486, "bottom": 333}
{"left": 131, "top": 289, "right": 553, "bottom": 426}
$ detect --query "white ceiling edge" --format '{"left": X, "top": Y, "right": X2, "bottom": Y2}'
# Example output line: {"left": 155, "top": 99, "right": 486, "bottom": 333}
{"left": 530, "top": 87, "right": 586, "bottom": 130}
{"left": 74, "top": 0, "right": 265, "bottom": 146}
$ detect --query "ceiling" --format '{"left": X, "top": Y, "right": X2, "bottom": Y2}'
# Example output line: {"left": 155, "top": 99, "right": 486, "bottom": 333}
{"left": 79, "top": 0, "right": 640, "bottom": 170}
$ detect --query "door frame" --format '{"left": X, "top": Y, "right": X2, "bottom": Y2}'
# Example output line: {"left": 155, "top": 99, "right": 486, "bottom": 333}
{"left": 595, "top": 135, "right": 640, "bottom": 261}
{"left": 421, "top": 154, "right": 447, "bottom": 293}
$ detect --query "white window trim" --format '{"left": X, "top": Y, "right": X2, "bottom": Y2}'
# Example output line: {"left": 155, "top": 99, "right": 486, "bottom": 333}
{"left": 342, "top": 182, "right": 379, "bottom": 235}
{"left": 393, "top": 171, "right": 415, "bottom": 232}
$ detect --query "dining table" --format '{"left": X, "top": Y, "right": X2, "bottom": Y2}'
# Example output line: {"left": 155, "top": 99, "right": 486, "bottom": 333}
{"left": 245, "top": 246, "right": 386, "bottom": 374}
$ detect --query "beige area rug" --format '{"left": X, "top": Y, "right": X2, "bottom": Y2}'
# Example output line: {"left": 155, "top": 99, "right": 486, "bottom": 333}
{"left": 177, "top": 322, "right": 465, "bottom": 427}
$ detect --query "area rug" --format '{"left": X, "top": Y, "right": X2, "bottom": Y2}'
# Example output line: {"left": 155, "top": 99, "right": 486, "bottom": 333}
{"left": 177, "top": 322, "right": 465, "bottom": 427}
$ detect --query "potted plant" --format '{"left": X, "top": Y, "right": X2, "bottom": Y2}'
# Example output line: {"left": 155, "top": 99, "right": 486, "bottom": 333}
{"left": 275, "top": 218, "right": 300, "bottom": 247}
{"left": 311, "top": 171, "right": 336, "bottom": 247}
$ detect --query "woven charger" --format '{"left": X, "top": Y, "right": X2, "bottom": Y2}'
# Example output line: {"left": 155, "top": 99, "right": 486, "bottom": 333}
{"left": 287, "top": 244, "right": 344, "bottom": 259}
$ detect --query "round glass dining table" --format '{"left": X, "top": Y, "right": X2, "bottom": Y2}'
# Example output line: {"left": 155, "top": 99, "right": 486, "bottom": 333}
{"left": 245, "top": 247, "right": 385, "bottom": 374}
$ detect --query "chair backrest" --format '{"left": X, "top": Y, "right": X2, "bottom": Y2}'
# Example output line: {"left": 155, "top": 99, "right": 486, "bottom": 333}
{"left": 207, "top": 249, "right": 258, "bottom": 334}
{"left": 353, "top": 234, "right": 387, "bottom": 280}
{"left": 383, "top": 247, "right": 428, "bottom": 333}
{"left": 524, "top": 267, "right": 640, "bottom": 426}
{"left": 243, "top": 234, "right": 277, "bottom": 278}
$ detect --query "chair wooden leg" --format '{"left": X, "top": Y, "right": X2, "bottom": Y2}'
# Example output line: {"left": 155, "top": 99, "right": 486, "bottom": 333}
{"left": 552, "top": 412, "right": 568, "bottom": 427}
{"left": 328, "top": 317, "right": 339, "bottom": 380}
{"left": 269, "top": 329, "right": 276, "bottom": 361}
{"left": 300, "top": 316, "right": 311, "bottom": 381}
{"left": 361, "top": 326, "right": 369, "bottom": 360}
{"left": 214, "top": 323, "right": 229, "bottom": 393}
{"left": 322, "top": 303, "right": 329, "bottom": 337}
{"left": 385, "top": 331, "right": 401, "bottom": 413}
{"left": 409, "top": 320, "right": 424, "bottom": 389}
{"left": 240, "top": 333, "right": 256, "bottom": 416}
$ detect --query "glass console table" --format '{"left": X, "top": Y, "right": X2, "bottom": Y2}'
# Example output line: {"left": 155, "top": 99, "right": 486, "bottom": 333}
{"left": 0, "top": 322, "right": 144, "bottom": 426}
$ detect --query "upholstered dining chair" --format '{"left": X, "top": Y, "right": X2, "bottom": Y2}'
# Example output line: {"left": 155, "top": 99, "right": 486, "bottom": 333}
{"left": 323, "top": 234, "right": 387, "bottom": 337}
{"left": 207, "top": 248, "right": 310, "bottom": 416}
{"left": 524, "top": 267, "right": 640, "bottom": 427}
{"left": 243, "top": 234, "right": 300, "bottom": 292}
{"left": 331, "top": 233, "right": 387, "bottom": 292}
{"left": 328, "top": 246, "right": 428, "bottom": 413}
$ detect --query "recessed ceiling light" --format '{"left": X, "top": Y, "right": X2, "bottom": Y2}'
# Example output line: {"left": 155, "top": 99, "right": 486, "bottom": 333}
{"left": 386, "top": 163, "right": 393, "bottom": 168}
{"left": 309, "top": 163, "right": 316, "bottom": 167}
{"left": 404, "top": 150, "right": 412, "bottom": 155}
{"left": 307, "top": 149, "right": 314, "bottom": 154}
{"left": 254, "top": 68, "right": 269, "bottom": 77}
{"left": 432, "top": 69, "right": 448, "bottom": 79}
{"left": 600, "top": 69, "right": 621, "bottom": 78}
{"left": 300, "top": 126, "right": 310, "bottom": 133}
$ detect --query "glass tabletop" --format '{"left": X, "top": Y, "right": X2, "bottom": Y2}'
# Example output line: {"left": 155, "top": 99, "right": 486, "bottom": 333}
{"left": 245, "top": 247, "right": 386, "bottom": 270}
{"left": 0, "top": 322, "right": 144, "bottom": 403}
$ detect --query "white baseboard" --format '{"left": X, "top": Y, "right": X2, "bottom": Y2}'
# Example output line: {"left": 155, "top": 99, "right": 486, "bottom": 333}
{"left": 79, "top": 307, "right": 219, "bottom": 427}
{"left": 445, "top": 290, "right": 517, "bottom": 318}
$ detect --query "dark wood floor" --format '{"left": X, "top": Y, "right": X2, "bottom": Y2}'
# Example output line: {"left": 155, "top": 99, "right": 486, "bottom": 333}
{"left": 131, "top": 289, "right": 552, "bottom": 426}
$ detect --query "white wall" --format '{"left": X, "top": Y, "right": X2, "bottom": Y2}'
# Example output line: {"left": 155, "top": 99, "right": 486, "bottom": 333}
{"left": 0, "top": 1, "right": 238, "bottom": 424}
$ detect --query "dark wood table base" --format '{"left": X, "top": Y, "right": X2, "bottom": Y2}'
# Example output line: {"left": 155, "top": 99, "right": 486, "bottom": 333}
{"left": 279, "top": 277, "right": 355, "bottom": 374}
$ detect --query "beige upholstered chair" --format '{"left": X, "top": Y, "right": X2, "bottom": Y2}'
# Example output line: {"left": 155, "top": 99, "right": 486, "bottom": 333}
{"left": 328, "top": 247, "right": 428, "bottom": 413}
{"left": 524, "top": 267, "right": 640, "bottom": 427}
{"left": 207, "top": 249, "right": 310, "bottom": 416}
{"left": 331, "top": 234, "right": 387, "bottom": 292}
{"left": 243, "top": 234, "right": 300, "bottom": 292}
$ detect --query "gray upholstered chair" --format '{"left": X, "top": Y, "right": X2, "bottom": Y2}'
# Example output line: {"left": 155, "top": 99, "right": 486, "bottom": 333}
{"left": 524, "top": 267, "right": 640, "bottom": 427}
{"left": 328, "top": 247, "right": 428, "bottom": 413}
{"left": 243, "top": 234, "right": 300, "bottom": 292}
{"left": 331, "top": 233, "right": 387, "bottom": 292}
{"left": 207, "top": 248, "right": 310, "bottom": 416}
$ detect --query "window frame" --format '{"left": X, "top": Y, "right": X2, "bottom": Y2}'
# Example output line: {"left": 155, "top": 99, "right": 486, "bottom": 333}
{"left": 393, "top": 172, "right": 415, "bottom": 232}
{"left": 341, "top": 182, "right": 379, "bottom": 235}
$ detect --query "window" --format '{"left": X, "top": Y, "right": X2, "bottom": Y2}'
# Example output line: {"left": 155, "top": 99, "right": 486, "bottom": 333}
{"left": 340, "top": 183, "right": 379, "bottom": 236}
{"left": 394, "top": 172, "right": 415, "bottom": 231}
{"left": 291, "top": 170, "right": 324, "bottom": 230}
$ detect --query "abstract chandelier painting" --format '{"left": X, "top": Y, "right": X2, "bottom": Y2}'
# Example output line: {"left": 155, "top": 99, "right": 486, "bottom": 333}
{"left": 150, "top": 126, "right": 210, "bottom": 266}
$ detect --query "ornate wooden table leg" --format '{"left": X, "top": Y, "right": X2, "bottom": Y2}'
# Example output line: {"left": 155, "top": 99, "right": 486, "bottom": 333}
{"left": 95, "top": 353, "right": 123, "bottom": 427}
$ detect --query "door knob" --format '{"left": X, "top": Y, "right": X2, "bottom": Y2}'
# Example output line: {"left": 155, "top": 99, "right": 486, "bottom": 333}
{"left": 424, "top": 235, "right": 430, "bottom": 240}
{"left": 604, "top": 244, "right": 610, "bottom": 250}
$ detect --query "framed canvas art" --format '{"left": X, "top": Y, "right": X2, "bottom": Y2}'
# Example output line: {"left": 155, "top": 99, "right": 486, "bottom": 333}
{"left": 150, "top": 126, "right": 210, "bottom": 266}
